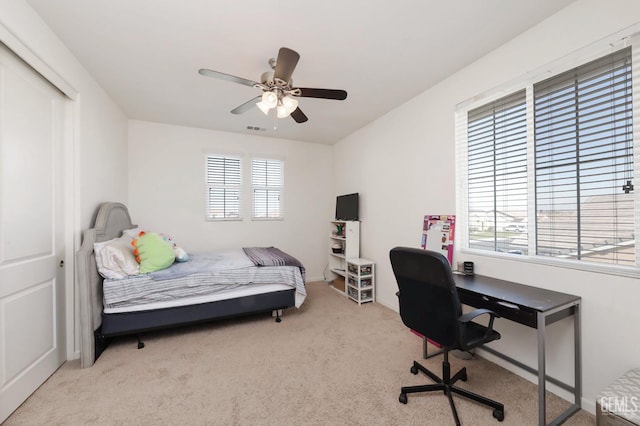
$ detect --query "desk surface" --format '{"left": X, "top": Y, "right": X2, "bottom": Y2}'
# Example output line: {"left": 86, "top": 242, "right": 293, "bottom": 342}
{"left": 453, "top": 273, "right": 581, "bottom": 329}
{"left": 453, "top": 273, "right": 580, "bottom": 313}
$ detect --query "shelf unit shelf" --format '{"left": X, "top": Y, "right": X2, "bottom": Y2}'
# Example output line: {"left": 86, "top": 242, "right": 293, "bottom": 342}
{"left": 329, "top": 220, "right": 359, "bottom": 279}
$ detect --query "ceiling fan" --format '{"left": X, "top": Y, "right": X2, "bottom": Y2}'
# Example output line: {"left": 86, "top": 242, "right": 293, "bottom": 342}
{"left": 198, "top": 47, "right": 347, "bottom": 123}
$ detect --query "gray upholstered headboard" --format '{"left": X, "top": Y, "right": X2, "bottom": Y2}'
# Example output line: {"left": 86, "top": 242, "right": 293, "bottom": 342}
{"left": 76, "top": 202, "right": 136, "bottom": 367}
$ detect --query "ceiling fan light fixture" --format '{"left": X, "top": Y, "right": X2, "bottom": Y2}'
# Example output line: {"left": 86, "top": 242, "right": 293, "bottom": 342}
{"left": 276, "top": 104, "right": 290, "bottom": 118}
{"left": 282, "top": 95, "right": 298, "bottom": 113}
{"left": 275, "top": 95, "right": 298, "bottom": 118}
{"left": 261, "top": 91, "right": 278, "bottom": 108}
{"left": 256, "top": 101, "right": 271, "bottom": 115}
{"left": 257, "top": 91, "right": 278, "bottom": 115}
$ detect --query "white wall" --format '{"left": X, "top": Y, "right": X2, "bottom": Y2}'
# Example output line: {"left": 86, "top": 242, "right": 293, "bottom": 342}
{"left": 334, "top": 0, "right": 640, "bottom": 413}
{"left": 0, "top": 0, "right": 129, "bottom": 358}
{"left": 0, "top": 0, "right": 129, "bottom": 230}
{"left": 128, "top": 120, "right": 333, "bottom": 281}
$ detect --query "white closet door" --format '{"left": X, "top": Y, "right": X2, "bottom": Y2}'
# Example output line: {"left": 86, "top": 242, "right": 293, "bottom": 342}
{"left": 0, "top": 43, "right": 66, "bottom": 423}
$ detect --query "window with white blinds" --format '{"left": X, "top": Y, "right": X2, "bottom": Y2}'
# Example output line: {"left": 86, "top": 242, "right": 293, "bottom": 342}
{"left": 206, "top": 155, "right": 242, "bottom": 220}
{"left": 467, "top": 90, "right": 529, "bottom": 254}
{"left": 460, "top": 46, "right": 636, "bottom": 269}
{"left": 251, "top": 158, "right": 283, "bottom": 219}
{"left": 534, "top": 47, "right": 634, "bottom": 266}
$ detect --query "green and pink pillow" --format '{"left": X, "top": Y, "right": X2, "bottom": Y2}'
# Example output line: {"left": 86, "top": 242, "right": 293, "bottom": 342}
{"left": 132, "top": 231, "right": 176, "bottom": 273}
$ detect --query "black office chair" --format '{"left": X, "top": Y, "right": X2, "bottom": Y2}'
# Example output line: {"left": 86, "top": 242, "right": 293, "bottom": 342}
{"left": 389, "top": 247, "right": 505, "bottom": 425}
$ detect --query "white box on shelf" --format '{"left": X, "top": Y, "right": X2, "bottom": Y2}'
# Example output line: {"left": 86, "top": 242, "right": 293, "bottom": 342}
{"left": 346, "top": 258, "right": 375, "bottom": 305}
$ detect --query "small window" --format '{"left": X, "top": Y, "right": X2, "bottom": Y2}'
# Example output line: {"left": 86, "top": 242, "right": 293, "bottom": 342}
{"left": 251, "top": 158, "right": 283, "bottom": 220}
{"left": 206, "top": 155, "right": 242, "bottom": 220}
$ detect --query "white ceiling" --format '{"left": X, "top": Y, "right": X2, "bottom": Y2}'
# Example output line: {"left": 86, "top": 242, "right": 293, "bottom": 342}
{"left": 27, "top": 0, "right": 575, "bottom": 145}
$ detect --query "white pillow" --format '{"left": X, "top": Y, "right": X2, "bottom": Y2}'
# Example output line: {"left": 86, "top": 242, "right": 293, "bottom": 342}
{"left": 94, "top": 235, "right": 140, "bottom": 279}
{"left": 122, "top": 227, "right": 143, "bottom": 239}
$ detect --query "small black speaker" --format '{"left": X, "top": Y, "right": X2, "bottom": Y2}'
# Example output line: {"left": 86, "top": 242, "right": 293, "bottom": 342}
{"left": 463, "top": 261, "right": 474, "bottom": 276}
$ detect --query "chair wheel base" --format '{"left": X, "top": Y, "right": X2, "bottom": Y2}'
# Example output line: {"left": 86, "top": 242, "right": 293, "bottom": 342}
{"left": 399, "top": 393, "right": 408, "bottom": 404}
{"left": 493, "top": 409, "right": 504, "bottom": 422}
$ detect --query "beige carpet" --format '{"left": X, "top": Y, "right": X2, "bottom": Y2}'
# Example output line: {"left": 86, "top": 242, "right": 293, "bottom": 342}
{"left": 6, "top": 281, "right": 594, "bottom": 425}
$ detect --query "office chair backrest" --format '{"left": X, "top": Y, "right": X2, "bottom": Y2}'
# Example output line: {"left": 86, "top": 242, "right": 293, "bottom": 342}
{"left": 389, "top": 247, "right": 462, "bottom": 348}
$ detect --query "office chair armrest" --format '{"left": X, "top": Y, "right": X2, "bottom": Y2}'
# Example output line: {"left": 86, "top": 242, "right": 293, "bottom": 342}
{"left": 459, "top": 308, "right": 500, "bottom": 339}
{"left": 459, "top": 308, "right": 499, "bottom": 323}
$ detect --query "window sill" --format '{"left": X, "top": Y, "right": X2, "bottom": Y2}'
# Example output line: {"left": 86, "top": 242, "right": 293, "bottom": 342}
{"left": 460, "top": 247, "right": 640, "bottom": 279}
{"left": 205, "top": 217, "right": 243, "bottom": 222}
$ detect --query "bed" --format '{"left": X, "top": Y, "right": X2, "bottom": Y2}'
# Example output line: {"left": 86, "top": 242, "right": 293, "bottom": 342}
{"left": 76, "top": 202, "right": 306, "bottom": 367}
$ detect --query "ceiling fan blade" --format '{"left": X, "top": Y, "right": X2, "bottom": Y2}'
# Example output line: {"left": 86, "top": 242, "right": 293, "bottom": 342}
{"left": 231, "top": 96, "right": 261, "bottom": 114}
{"left": 198, "top": 68, "right": 259, "bottom": 88}
{"left": 290, "top": 107, "right": 308, "bottom": 123}
{"left": 273, "top": 47, "right": 300, "bottom": 83}
{"left": 297, "top": 87, "right": 347, "bottom": 100}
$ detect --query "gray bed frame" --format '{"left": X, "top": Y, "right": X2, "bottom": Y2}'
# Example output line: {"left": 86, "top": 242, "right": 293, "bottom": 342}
{"left": 76, "top": 202, "right": 295, "bottom": 367}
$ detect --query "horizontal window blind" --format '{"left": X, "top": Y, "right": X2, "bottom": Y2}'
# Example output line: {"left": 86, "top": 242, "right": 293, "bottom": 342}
{"left": 251, "top": 158, "right": 283, "bottom": 219}
{"left": 206, "top": 155, "right": 241, "bottom": 220}
{"left": 467, "top": 90, "right": 528, "bottom": 254}
{"left": 534, "top": 47, "right": 634, "bottom": 266}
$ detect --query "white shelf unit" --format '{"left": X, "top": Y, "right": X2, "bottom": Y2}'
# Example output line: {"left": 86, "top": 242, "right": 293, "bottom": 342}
{"left": 329, "top": 220, "right": 359, "bottom": 278}
{"left": 346, "top": 258, "right": 375, "bottom": 305}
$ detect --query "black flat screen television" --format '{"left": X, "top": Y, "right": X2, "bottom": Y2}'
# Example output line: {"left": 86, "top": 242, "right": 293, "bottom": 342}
{"left": 335, "top": 193, "right": 359, "bottom": 221}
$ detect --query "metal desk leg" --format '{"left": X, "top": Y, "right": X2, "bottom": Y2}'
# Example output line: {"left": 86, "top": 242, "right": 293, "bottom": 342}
{"left": 574, "top": 302, "right": 582, "bottom": 411}
{"left": 537, "top": 311, "right": 546, "bottom": 426}
{"left": 422, "top": 336, "right": 444, "bottom": 359}
{"left": 541, "top": 302, "right": 582, "bottom": 426}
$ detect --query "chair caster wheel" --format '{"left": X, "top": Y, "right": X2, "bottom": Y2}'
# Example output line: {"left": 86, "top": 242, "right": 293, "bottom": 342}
{"left": 399, "top": 393, "right": 407, "bottom": 404}
{"left": 493, "top": 409, "right": 504, "bottom": 422}
{"left": 460, "top": 370, "right": 467, "bottom": 382}
{"left": 275, "top": 317, "right": 281, "bottom": 323}
{"left": 410, "top": 365, "right": 418, "bottom": 375}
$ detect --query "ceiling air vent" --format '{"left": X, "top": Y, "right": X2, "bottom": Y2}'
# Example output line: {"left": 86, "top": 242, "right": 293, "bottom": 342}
{"left": 246, "top": 125, "right": 267, "bottom": 132}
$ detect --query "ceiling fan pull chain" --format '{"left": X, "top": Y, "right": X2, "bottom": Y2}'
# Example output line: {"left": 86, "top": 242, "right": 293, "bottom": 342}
{"left": 272, "top": 107, "right": 278, "bottom": 131}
